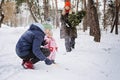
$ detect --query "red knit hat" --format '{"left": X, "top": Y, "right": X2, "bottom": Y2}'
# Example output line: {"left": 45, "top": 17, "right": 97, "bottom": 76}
{"left": 65, "top": 1, "right": 71, "bottom": 7}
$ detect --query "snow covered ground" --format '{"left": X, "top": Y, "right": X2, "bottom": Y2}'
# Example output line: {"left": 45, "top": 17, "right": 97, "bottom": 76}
{"left": 0, "top": 24, "right": 120, "bottom": 80}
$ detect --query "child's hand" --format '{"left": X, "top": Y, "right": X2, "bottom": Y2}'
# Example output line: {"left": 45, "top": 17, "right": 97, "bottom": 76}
{"left": 56, "top": 47, "right": 58, "bottom": 51}
{"left": 49, "top": 47, "right": 53, "bottom": 52}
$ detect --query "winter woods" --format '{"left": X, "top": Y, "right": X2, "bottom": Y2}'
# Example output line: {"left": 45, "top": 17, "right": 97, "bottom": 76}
{"left": 0, "top": 0, "right": 119, "bottom": 42}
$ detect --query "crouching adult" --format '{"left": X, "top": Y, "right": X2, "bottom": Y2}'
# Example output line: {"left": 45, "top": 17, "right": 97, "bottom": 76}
{"left": 16, "top": 23, "right": 52, "bottom": 69}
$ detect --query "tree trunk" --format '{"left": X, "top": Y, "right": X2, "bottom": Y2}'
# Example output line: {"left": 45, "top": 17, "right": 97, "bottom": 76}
{"left": 43, "top": 0, "right": 49, "bottom": 21}
{"left": 26, "top": 0, "right": 38, "bottom": 22}
{"left": 55, "top": 0, "right": 59, "bottom": 28}
{"left": 103, "top": 0, "right": 107, "bottom": 29}
{"left": 88, "top": 0, "right": 101, "bottom": 42}
{"left": 0, "top": 0, "right": 4, "bottom": 27}
{"left": 96, "top": 0, "right": 98, "bottom": 9}
{"left": 76, "top": 0, "right": 80, "bottom": 12}
{"left": 51, "top": 0, "right": 56, "bottom": 26}
{"left": 115, "top": 0, "right": 119, "bottom": 34}
{"left": 72, "top": 0, "right": 75, "bottom": 7}
{"left": 110, "top": 0, "right": 120, "bottom": 34}
{"left": 83, "top": 0, "right": 88, "bottom": 32}
{"left": 36, "top": 0, "right": 43, "bottom": 22}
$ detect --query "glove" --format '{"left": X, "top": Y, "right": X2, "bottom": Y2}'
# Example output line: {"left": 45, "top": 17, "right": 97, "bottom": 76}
{"left": 45, "top": 58, "right": 52, "bottom": 65}
{"left": 56, "top": 47, "right": 58, "bottom": 51}
{"left": 41, "top": 40, "right": 48, "bottom": 46}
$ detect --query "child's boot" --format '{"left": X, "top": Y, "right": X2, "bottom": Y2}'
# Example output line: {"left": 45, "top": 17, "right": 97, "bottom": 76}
{"left": 51, "top": 60, "right": 56, "bottom": 64}
{"left": 22, "top": 60, "right": 34, "bottom": 69}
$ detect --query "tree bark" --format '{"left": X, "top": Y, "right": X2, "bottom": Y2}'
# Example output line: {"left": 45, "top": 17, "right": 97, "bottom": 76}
{"left": 76, "top": 0, "right": 80, "bottom": 12}
{"left": 0, "top": 0, "right": 4, "bottom": 27}
{"left": 103, "top": 0, "right": 107, "bottom": 29}
{"left": 96, "top": 0, "right": 98, "bottom": 9}
{"left": 26, "top": 0, "right": 38, "bottom": 22}
{"left": 43, "top": 0, "right": 49, "bottom": 21}
{"left": 51, "top": 0, "right": 56, "bottom": 26}
{"left": 88, "top": 0, "right": 101, "bottom": 42}
{"left": 83, "top": 0, "right": 88, "bottom": 32}
{"left": 55, "top": 0, "right": 59, "bottom": 28}
{"left": 110, "top": 0, "right": 120, "bottom": 34}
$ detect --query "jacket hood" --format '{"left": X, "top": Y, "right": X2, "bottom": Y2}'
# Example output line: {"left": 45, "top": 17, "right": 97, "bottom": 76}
{"left": 29, "top": 23, "right": 45, "bottom": 33}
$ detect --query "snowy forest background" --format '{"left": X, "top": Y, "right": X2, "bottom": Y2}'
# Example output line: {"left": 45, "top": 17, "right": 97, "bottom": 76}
{"left": 0, "top": 0, "right": 120, "bottom": 80}
{"left": 0, "top": 0, "right": 120, "bottom": 42}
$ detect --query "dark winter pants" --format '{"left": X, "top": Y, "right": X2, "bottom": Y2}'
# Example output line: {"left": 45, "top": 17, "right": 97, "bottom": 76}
{"left": 65, "top": 37, "right": 75, "bottom": 52}
{"left": 20, "top": 48, "right": 50, "bottom": 64}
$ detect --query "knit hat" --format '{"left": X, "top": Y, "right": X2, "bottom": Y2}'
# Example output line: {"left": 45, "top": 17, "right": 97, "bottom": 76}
{"left": 64, "top": 1, "right": 71, "bottom": 7}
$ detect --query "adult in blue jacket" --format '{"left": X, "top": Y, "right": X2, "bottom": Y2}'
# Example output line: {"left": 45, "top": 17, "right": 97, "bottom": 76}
{"left": 16, "top": 23, "right": 52, "bottom": 69}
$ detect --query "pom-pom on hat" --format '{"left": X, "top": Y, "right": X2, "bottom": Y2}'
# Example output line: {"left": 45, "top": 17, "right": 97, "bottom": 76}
{"left": 64, "top": 1, "right": 71, "bottom": 7}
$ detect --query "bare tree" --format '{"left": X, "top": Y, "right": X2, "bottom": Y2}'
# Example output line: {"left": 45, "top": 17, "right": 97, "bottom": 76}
{"left": 103, "top": 0, "right": 107, "bottom": 29}
{"left": 76, "top": 0, "right": 80, "bottom": 12}
{"left": 96, "top": 0, "right": 98, "bottom": 9}
{"left": 0, "top": 0, "right": 4, "bottom": 27}
{"left": 51, "top": 0, "right": 56, "bottom": 25}
{"left": 43, "top": 0, "right": 49, "bottom": 21}
{"left": 87, "top": 0, "right": 101, "bottom": 42}
{"left": 26, "top": 0, "right": 38, "bottom": 22}
{"left": 55, "top": 0, "right": 59, "bottom": 28}
{"left": 110, "top": 0, "right": 120, "bottom": 34}
{"left": 2, "top": 1, "right": 17, "bottom": 27}
{"left": 83, "top": 0, "right": 88, "bottom": 32}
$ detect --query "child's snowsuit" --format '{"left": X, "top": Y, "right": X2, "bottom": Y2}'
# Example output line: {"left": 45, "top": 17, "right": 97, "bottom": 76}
{"left": 44, "top": 36, "right": 57, "bottom": 61}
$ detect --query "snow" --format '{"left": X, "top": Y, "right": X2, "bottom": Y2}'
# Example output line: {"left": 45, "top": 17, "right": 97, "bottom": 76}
{"left": 0, "top": 24, "right": 120, "bottom": 80}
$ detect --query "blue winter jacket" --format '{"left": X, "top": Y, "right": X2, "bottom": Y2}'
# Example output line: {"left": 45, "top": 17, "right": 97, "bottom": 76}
{"left": 16, "top": 23, "right": 46, "bottom": 61}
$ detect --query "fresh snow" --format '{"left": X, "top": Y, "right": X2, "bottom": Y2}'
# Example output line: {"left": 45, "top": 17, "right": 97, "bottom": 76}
{"left": 0, "top": 24, "right": 120, "bottom": 80}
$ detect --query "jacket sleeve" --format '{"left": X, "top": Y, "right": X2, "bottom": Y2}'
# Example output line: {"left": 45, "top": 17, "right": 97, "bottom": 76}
{"left": 32, "top": 35, "right": 46, "bottom": 61}
{"left": 60, "top": 15, "right": 66, "bottom": 22}
{"left": 61, "top": 14, "right": 71, "bottom": 27}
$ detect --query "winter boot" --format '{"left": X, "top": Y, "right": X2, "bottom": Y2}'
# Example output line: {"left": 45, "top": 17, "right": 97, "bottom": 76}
{"left": 22, "top": 61, "right": 34, "bottom": 69}
{"left": 66, "top": 48, "right": 72, "bottom": 52}
{"left": 51, "top": 60, "right": 56, "bottom": 64}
